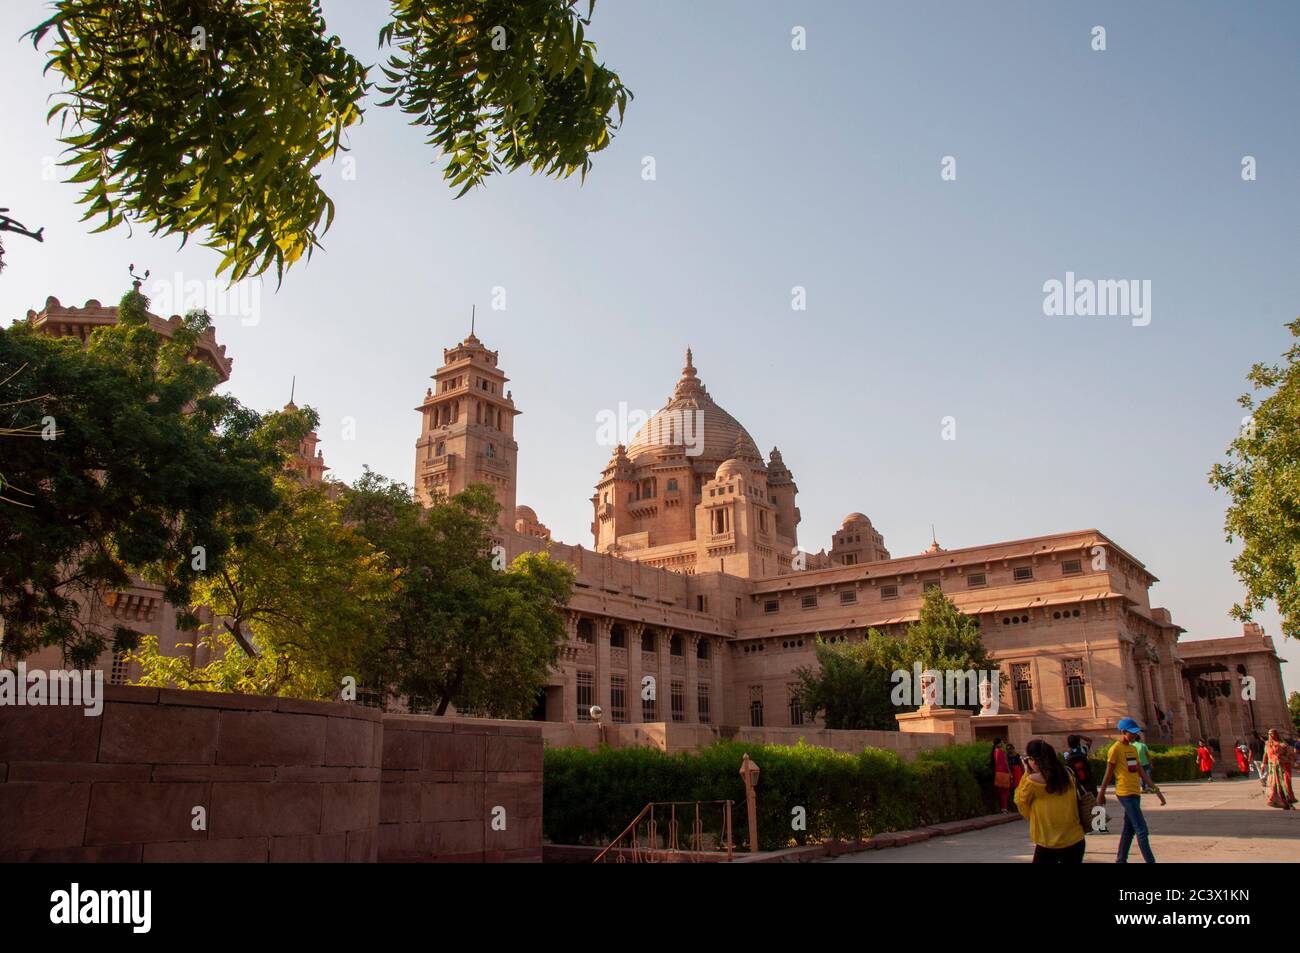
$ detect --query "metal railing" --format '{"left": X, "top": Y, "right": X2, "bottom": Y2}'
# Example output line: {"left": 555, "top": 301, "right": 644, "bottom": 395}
{"left": 593, "top": 800, "right": 735, "bottom": 863}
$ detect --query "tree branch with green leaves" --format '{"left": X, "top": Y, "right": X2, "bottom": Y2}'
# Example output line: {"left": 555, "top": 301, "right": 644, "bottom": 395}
{"left": 26, "top": 0, "right": 630, "bottom": 283}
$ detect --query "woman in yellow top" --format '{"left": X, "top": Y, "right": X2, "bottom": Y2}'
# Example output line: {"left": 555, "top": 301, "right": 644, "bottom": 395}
{"left": 1014, "top": 739, "right": 1086, "bottom": 863}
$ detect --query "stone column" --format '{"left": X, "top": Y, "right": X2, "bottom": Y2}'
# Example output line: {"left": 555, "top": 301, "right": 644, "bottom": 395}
{"left": 629, "top": 623, "right": 645, "bottom": 723}
{"left": 685, "top": 634, "right": 700, "bottom": 724}
{"left": 658, "top": 630, "right": 672, "bottom": 725}
{"left": 1141, "top": 663, "right": 1158, "bottom": 730}
{"left": 713, "top": 637, "right": 728, "bottom": 725}
{"left": 596, "top": 617, "right": 612, "bottom": 715}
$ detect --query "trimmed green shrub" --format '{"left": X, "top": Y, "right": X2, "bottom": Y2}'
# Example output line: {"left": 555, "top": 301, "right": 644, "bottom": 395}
{"left": 544, "top": 740, "right": 991, "bottom": 850}
{"left": 1087, "top": 743, "right": 1200, "bottom": 784}
{"left": 915, "top": 741, "right": 998, "bottom": 812}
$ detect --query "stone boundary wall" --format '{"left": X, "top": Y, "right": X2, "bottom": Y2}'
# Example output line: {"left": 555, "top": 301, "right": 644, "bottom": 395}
{"left": 378, "top": 713, "right": 542, "bottom": 863}
{"left": 0, "top": 686, "right": 542, "bottom": 863}
{"left": 540, "top": 721, "right": 952, "bottom": 758}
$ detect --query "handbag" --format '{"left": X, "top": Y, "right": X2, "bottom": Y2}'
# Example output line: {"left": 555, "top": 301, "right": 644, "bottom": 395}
{"left": 1071, "top": 773, "right": 1097, "bottom": 831}
{"left": 994, "top": 770, "right": 1011, "bottom": 789}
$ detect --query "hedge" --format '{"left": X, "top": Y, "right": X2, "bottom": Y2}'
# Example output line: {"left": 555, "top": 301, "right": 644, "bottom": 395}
{"left": 1086, "top": 743, "right": 1202, "bottom": 784}
{"left": 543, "top": 740, "right": 991, "bottom": 850}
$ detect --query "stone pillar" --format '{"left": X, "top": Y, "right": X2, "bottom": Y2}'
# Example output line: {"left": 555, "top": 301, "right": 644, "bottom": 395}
{"left": 685, "top": 634, "right": 700, "bottom": 724}
{"left": 562, "top": 664, "right": 576, "bottom": 725}
{"left": 658, "top": 630, "right": 672, "bottom": 725}
{"left": 714, "top": 638, "right": 727, "bottom": 725}
{"left": 629, "top": 623, "right": 645, "bottom": 723}
{"left": 596, "top": 617, "right": 612, "bottom": 715}
{"left": 1141, "top": 663, "right": 1158, "bottom": 731}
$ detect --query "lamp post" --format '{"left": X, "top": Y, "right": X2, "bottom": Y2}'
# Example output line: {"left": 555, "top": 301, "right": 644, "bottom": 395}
{"left": 739, "top": 753, "right": 760, "bottom": 853}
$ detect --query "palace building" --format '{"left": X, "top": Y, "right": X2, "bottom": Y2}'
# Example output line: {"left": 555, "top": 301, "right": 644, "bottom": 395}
{"left": 11, "top": 296, "right": 1293, "bottom": 752}
{"left": 413, "top": 329, "right": 1291, "bottom": 748}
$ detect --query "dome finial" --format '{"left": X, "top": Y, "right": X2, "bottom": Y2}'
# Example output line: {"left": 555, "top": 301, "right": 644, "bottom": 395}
{"left": 673, "top": 346, "right": 705, "bottom": 399}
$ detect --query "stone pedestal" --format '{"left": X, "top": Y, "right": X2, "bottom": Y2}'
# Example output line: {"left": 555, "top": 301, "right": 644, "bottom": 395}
{"left": 896, "top": 706, "right": 975, "bottom": 744}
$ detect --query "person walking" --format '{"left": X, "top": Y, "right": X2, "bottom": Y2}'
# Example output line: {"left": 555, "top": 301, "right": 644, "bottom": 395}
{"left": 1133, "top": 733, "right": 1153, "bottom": 793}
{"left": 1097, "top": 718, "right": 1166, "bottom": 864}
{"left": 1264, "top": 728, "right": 1297, "bottom": 810}
{"left": 1249, "top": 732, "right": 1267, "bottom": 785}
{"left": 1015, "top": 739, "right": 1086, "bottom": 863}
{"left": 992, "top": 738, "right": 1012, "bottom": 814}
{"left": 1063, "top": 734, "right": 1103, "bottom": 832}
{"left": 1234, "top": 739, "right": 1250, "bottom": 777}
{"left": 1063, "top": 735, "right": 1095, "bottom": 792}
{"left": 1196, "top": 739, "right": 1215, "bottom": 782}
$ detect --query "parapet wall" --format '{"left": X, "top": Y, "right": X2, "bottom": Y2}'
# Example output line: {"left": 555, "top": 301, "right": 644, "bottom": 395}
{"left": 540, "top": 720, "right": 952, "bottom": 758}
{"left": 0, "top": 686, "right": 541, "bottom": 863}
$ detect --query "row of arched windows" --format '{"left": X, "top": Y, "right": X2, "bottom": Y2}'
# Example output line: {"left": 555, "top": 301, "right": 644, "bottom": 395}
{"left": 574, "top": 618, "right": 712, "bottom": 659}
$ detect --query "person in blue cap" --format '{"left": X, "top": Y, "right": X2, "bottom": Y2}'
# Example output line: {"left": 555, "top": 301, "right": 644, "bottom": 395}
{"left": 1096, "top": 717, "right": 1166, "bottom": 863}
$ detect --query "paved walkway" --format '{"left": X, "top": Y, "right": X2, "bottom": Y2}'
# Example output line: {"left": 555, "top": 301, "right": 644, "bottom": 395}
{"left": 827, "top": 778, "right": 1300, "bottom": 863}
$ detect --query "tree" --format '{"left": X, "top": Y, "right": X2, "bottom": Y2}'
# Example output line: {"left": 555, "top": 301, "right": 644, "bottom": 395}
{"left": 24, "top": 0, "right": 630, "bottom": 282}
{"left": 1290, "top": 691, "right": 1300, "bottom": 734}
{"left": 1209, "top": 318, "right": 1300, "bottom": 640}
{"left": 900, "top": 587, "right": 998, "bottom": 708}
{"left": 791, "top": 631, "right": 903, "bottom": 731}
{"left": 343, "top": 472, "right": 575, "bottom": 717}
{"left": 793, "top": 589, "right": 995, "bottom": 730}
{"left": 129, "top": 471, "right": 397, "bottom": 698}
{"left": 0, "top": 286, "right": 296, "bottom": 665}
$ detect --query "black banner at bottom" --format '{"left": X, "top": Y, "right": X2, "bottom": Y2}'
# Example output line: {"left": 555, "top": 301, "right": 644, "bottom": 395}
{"left": 3, "top": 860, "right": 1283, "bottom": 939}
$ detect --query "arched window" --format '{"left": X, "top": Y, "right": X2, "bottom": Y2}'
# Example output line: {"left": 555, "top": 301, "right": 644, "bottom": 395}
{"left": 667, "top": 478, "right": 678, "bottom": 491}
{"left": 641, "top": 630, "right": 657, "bottom": 653}
{"left": 576, "top": 618, "right": 594, "bottom": 644}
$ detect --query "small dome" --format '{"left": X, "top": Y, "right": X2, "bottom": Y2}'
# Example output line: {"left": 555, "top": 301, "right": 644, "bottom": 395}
{"left": 515, "top": 505, "right": 538, "bottom": 522}
{"left": 842, "top": 512, "right": 872, "bottom": 527}
{"left": 716, "top": 458, "right": 748, "bottom": 479}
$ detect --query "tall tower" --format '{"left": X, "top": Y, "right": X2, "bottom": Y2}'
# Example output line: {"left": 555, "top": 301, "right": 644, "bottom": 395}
{"left": 284, "top": 398, "right": 329, "bottom": 483}
{"left": 414, "top": 331, "right": 519, "bottom": 527}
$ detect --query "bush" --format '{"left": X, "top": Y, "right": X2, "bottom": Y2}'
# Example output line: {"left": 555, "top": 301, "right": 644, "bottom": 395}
{"left": 544, "top": 740, "right": 991, "bottom": 850}
{"left": 916, "top": 742, "right": 998, "bottom": 812}
{"left": 1087, "top": 744, "right": 1200, "bottom": 784}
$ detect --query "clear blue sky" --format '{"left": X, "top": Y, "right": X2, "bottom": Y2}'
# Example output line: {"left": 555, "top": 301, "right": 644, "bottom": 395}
{"left": 2, "top": 1, "right": 1297, "bottom": 694}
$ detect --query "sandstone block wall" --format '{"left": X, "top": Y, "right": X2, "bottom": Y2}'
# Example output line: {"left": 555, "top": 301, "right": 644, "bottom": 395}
{"left": 0, "top": 686, "right": 541, "bottom": 863}
{"left": 378, "top": 714, "right": 543, "bottom": 863}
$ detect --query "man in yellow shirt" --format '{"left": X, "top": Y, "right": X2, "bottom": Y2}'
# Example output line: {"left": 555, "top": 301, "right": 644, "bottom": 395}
{"left": 1097, "top": 717, "right": 1167, "bottom": 863}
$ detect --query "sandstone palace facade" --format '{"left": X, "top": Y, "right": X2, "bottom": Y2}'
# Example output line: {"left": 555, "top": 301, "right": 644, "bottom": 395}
{"left": 412, "top": 328, "right": 1290, "bottom": 749}
{"left": 16, "top": 297, "right": 1294, "bottom": 750}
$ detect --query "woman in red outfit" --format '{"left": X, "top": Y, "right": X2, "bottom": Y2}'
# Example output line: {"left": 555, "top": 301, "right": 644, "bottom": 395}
{"left": 1234, "top": 740, "right": 1249, "bottom": 776}
{"left": 1007, "top": 743, "right": 1025, "bottom": 790}
{"left": 992, "top": 738, "right": 1012, "bottom": 814}
{"left": 1196, "top": 739, "right": 1215, "bottom": 782}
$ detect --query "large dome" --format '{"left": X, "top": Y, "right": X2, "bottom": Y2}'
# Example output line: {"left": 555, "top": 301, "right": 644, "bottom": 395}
{"left": 625, "top": 349, "right": 758, "bottom": 463}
